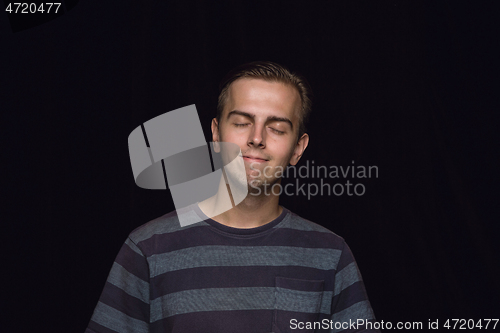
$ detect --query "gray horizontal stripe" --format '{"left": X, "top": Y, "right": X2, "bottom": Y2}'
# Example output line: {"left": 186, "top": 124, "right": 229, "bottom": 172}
{"left": 91, "top": 301, "right": 149, "bottom": 333}
{"left": 108, "top": 262, "right": 150, "bottom": 304}
{"left": 320, "top": 291, "right": 333, "bottom": 314}
{"left": 330, "top": 300, "right": 375, "bottom": 332}
{"left": 151, "top": 287, "right": 333, "bottom": 321}
{"left": 151, "top": 246, "right": 341, "bottom": 277}
{"left": 151, "top": 287, "right": 274, "bottom": 321}
{"left": 334, "top": 262, "right": 361, "bottom": 296}
{"left": 275, "top": 287, "right": 323, "bottom": 313}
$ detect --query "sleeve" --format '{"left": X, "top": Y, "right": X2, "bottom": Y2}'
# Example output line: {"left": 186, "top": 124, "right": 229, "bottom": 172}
{"left": 85, "top": 237, "right": 151, "bottom": 333}
{"left": 329, "top": 240, "right": 380, "bottom": 333}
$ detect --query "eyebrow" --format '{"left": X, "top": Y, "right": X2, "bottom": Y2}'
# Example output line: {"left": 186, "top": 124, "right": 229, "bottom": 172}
{"left": 227, "top": 110, "right": 294, "bottom": 130}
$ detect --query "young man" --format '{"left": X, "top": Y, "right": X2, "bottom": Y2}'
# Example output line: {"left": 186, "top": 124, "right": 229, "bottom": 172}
{"left": 86, "top": 61, "right": 379, "bottom": 333}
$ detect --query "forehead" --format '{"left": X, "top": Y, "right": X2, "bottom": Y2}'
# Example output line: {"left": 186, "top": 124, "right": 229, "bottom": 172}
{"left": 224, "top": 78, "right": 301, "bottom": 122}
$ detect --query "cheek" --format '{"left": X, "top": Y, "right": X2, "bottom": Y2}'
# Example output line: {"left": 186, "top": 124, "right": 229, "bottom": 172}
{"left": 272, "top": 145, "right": 295, "bottom": 166}
{"left": 225, "top": 134, "right": 247, "bottom": 149}
{"left": 219, "top": 129, "right": 240, "bottom": 144}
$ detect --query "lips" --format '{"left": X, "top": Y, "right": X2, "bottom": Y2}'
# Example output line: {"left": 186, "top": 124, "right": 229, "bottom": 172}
{"left": 243, "top": 155, "right": 268, "bottom": 162}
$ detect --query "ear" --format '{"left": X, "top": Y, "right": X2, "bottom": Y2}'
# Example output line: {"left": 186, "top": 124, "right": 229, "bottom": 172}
{"left": 211, "top": 118, "right": 221, "bottom": 153}
{"left": 289, "top": 133, "right": 309, "bottom": 166}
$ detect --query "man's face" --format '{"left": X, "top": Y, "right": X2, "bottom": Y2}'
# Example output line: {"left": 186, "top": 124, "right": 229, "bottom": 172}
{"left": 212, "top": 78, "right": 309, "bottom": 192}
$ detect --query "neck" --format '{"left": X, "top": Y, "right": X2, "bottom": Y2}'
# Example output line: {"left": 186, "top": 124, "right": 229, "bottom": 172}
{"left": 198, "top": 176, "right": 283, "bottom": 229}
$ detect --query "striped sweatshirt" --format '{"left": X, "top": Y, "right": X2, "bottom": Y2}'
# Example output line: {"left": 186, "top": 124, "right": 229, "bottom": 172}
{"left": 86, "top": 204, "right": 379, "bottom": 333}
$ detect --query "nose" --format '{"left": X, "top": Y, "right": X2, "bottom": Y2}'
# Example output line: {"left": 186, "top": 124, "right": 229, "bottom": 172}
{"left": 248, "top": 123, "right": 266, "bottom": 148}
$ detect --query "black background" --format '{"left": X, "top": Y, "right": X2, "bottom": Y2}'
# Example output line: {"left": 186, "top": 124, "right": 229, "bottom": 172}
{"left": 2, "top": 1, "right": 499, "bottom": 332}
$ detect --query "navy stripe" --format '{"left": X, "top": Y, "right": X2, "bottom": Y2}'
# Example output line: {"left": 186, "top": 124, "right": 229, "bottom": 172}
{"left": 100, "top": 282, "right": 150, "bottom": 321}
{"left": 330, "top": 301, "right": 375, "bottom": 333}
{"left": 150, "top": 309, "right": 273, "bottom": 333}
{"left": 114, "top": 242, "right": 150, "bottom": 282}
{"left": 332, "top": 318, "right": 378, "bottom": 333}
{"left": 336, "top": 242, "right": 355, "bottom": 272}
{"left": 331, "top": 281, "right": 368, "bottom": 314}
{"left": 275, "top": 276, "right": 324, "bottom": 292}
{"left": 150, "top": 266, "right": 336, "bottom": 298}
{"left": 275, "top": 310, "right": 324, "bottom": 332}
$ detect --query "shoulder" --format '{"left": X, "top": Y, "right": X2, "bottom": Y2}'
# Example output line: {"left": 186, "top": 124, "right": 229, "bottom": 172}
{"left": 280, "top": 208, "right": 342, "bottom": 237}
{"left": 128, "top": 205, "right": 207, "bottom": 245}
{"left": 278, "top": 208, "right": 346, "bottom": 247}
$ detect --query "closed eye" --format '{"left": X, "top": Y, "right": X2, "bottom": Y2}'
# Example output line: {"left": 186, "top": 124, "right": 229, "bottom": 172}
{"left": 233, "top": 123, "right": 250, "bottom": 127}
{"left": 270, "top": 127, "right": 285, "bottom": 135}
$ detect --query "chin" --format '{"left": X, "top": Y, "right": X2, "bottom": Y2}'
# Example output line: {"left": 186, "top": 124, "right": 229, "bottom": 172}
{"left": 248, "top": 177, "right": 279, "bottom": 191}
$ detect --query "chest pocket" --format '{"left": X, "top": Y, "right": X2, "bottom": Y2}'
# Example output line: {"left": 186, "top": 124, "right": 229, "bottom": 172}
{"left": 272, "top": 277, "right": 324, "bottom": 333}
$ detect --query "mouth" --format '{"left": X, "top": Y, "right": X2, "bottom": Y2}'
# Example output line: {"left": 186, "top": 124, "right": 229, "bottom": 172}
{"left": 243, "top": 156, "right": 269, "bottom": 163}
